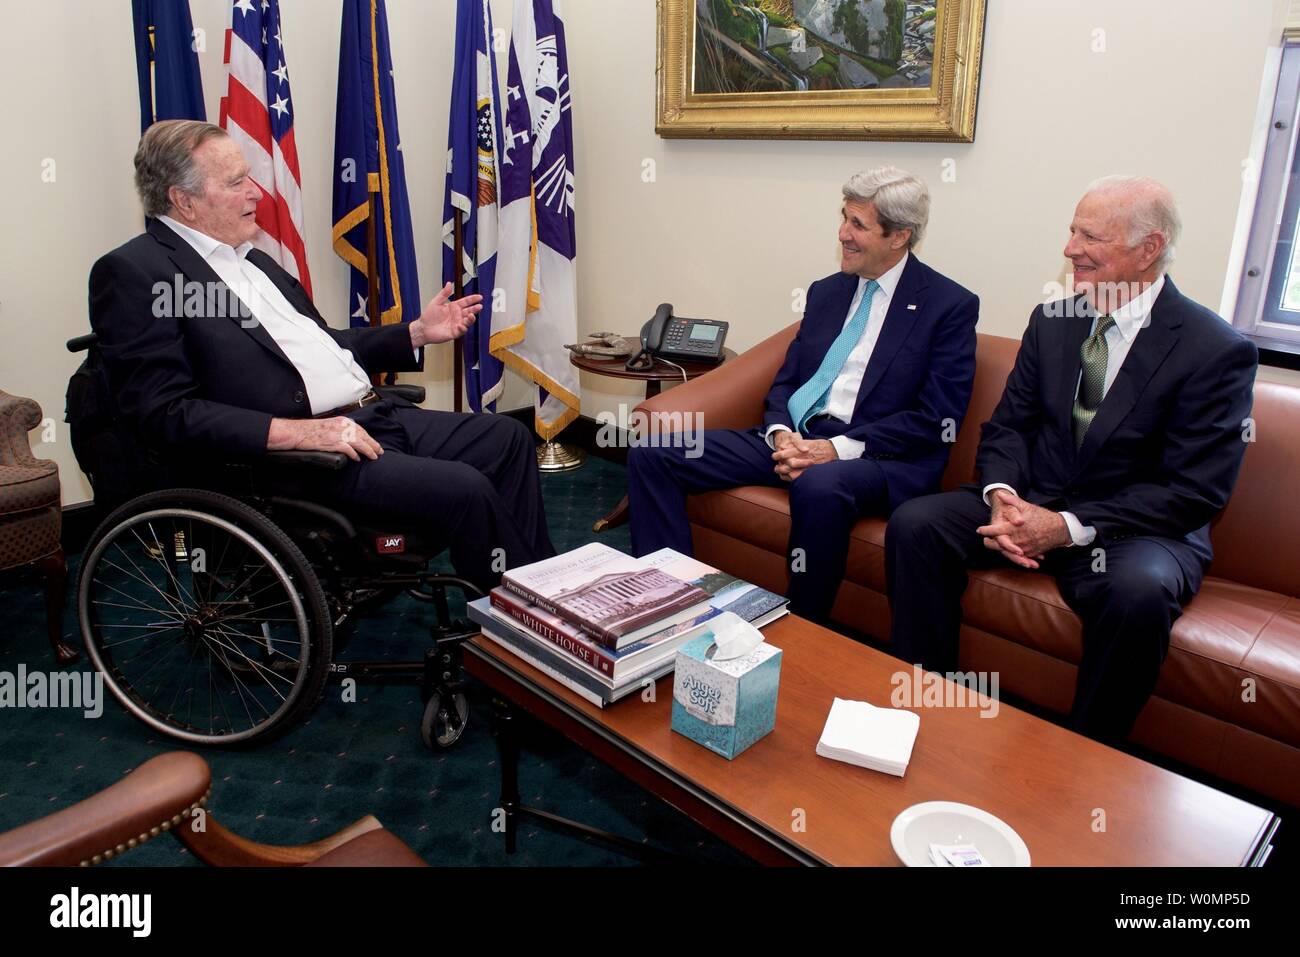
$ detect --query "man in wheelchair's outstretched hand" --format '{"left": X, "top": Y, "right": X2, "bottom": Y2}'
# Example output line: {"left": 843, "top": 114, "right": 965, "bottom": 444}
{"left": 89, "top": 120, "right": 555, "bottom": 590}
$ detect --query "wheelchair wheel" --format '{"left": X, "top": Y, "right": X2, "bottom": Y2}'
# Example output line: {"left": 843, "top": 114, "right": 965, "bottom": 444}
{"left": 78, "top": 488, "right": 332, "bottom": 746}
{"left": 421, "top": 691, "right": 469, "bottom": 749}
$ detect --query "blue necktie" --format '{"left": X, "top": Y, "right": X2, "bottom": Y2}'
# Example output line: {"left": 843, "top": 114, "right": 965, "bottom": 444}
{"left": 787, "top": 279, "right": 879, "bottom": 432}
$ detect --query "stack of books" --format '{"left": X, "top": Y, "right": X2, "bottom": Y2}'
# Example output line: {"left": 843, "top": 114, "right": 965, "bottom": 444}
{"left": 468, "top": 543, "right": 788, "bottom": 708}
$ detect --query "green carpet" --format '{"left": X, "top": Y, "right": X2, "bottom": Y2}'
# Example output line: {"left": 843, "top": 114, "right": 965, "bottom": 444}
{"left": 0, "top": 456, "right": 750, "bottom": 866}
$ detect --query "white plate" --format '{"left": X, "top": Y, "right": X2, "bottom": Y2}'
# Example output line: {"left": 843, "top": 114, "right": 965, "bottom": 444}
{"left": 890, "top": 801, "right": 1031, "bottom": 867}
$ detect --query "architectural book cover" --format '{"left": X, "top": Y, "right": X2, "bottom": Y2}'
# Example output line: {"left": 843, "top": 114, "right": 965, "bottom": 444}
{"left": 502, "top": 543, "right": 710, "bottom": 646}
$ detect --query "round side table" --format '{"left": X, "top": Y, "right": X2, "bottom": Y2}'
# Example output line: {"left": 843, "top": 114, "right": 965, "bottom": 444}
{"left": 570, "top": 344, "right": 737, "bottom": 531}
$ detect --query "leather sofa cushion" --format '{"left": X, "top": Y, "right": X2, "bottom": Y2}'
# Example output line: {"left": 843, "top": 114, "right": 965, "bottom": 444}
{"left": 688, "top": 486, "right": 1300, "bottom": 748}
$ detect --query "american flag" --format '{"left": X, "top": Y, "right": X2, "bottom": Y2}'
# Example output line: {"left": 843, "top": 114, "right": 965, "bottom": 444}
{"left": 218, "top": 0, "right": 312, "bottom": 295}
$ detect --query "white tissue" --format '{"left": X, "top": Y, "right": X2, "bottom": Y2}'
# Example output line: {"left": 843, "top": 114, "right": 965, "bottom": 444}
{"left": 706, "top": 611, "right": 764, "bottom": 661}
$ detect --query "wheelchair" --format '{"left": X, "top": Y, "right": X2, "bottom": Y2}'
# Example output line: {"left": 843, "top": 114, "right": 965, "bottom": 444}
{"left": 65, "top": 333, "right": 482, "bottom": 749}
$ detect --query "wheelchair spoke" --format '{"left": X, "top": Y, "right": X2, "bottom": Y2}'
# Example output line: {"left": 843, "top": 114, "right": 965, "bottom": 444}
{"left": 96, "top": 620, "right": 185, "bottom": 631}
{"left": 212, "top": 649, "right": 246, "bottom": 735}
{"left": 115, "top": 531, "right": 196, "bottom": 617}
{"left": 206, "top": 644, "right": 259, "bottom": 730}
{"left": 98, "top": 624, "right": 186, "bottom": 650}
{"left": 91, "top": 597, "right": 186, "bottom": 621}
{"left": 142, "top": 521, "right": 201, "bottom": 611}
{"left": 214, "top": 555, "right": 281, "bottom": 616}
{"left": 97, "top": 558, "right": 190, "bottom": 621}
{"left": 208, "top": 618, "right": 303, "bottom": 658}
{"left": 205, "top": 639, "right": 272, "bottom": 727}
{"left": 207, "top": 604, "right": 307, "bottom": 632}
{"left": 202, "top": 626, "right": 299, "bottom": 690}
{"left": 168, "top": 630, "right": 205, "bottom": 719}
{"left": 211, "top": 617, "right": 303, "bottom": 628}
{"left": 203, "top": 589, "right": 294, "bottom": 619}
{"left": 116, "top": 629, "right": 189, "bottom": 682}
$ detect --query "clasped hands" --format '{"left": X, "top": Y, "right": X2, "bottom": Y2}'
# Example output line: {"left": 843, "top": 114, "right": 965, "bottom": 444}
{"left": 771, "top": 430, "right": 837, "bottom": 481}
{"left": 977, "top": 488, "right": 1073, "bottom": 570}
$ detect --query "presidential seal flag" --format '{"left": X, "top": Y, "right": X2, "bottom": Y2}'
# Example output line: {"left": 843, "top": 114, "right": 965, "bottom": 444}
{"left": 492, "top": 0, "right": 580, "bottom": 439}
{"left": 332, "top": 0, "right": 420, "bottom": 328}
{"left": 442, "top": 0, "right": 506, "bottom": 412}
{"left": 218, "top": 0, "right": 313, "bottom": 296}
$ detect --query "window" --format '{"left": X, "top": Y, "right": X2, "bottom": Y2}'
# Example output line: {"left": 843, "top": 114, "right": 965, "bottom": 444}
{"left": 1230, "top": 3, "right": 1300, "bottom": 357}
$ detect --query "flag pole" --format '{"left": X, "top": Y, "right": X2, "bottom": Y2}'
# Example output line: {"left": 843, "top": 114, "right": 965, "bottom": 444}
{"left": 366, "top": 187, "right": 383, "bottom": 387}
{"left": 453, "top": 215, "right": 465, "bottom": 413}
{"left": 148, "top": 26, "right": 157, "bottom": 124}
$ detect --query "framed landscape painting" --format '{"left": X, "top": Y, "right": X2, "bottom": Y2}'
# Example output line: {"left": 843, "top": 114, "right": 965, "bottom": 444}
{"left": 656, "top": 0, "right": 986, "bottom": 141}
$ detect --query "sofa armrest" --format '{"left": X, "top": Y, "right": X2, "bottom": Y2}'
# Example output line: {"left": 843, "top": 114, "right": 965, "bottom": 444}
{"left": 0, "top": 389, "right": 44, "bottom": 469}
{"left": 633, "top": 322, "right": 798, "bottom": 436}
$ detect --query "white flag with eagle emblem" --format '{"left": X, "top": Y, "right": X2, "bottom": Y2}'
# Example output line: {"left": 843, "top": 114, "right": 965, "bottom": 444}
{"left": 491, "top": 0, "right": 580, "bottom": 440}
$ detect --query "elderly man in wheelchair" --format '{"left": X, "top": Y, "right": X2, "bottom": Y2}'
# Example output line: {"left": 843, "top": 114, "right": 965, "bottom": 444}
{"left": 65, "top": 119, "right": 555, "bottom": 750}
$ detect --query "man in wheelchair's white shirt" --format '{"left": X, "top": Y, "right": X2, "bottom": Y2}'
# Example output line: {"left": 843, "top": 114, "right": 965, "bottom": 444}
{"left": 158, "top": 214, "right": 376, "bottom": 416}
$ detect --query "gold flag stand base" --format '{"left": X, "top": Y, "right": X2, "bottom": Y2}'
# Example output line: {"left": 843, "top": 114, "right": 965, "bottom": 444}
{"left": 536, "top": 440, "right": 585, "bottom": 472}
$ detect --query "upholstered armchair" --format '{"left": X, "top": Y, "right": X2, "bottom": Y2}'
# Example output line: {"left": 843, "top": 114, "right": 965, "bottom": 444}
{"left": 0, "top": 752, "right": 427, "bottom": 867}
{"left": 0, "top": 388, "right": 75, "bottom": 663}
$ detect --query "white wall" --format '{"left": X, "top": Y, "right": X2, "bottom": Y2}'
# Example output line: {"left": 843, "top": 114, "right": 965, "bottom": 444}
{"left": 0, "top": 0, "right": 1291, "bottom": 507}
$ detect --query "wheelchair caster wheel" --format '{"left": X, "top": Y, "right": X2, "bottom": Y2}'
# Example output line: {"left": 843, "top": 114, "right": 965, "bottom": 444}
{"left": 421, "top": 691, "right": 469, "bottom": 748}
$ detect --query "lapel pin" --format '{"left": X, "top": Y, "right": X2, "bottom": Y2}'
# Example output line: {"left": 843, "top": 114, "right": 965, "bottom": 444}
{"left": 906, "top": 304, "right": 917, "bottom": 310}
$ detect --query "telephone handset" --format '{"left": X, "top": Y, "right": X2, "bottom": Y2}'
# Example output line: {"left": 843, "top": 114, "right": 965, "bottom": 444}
{"left": 625, "top": 303, "right": 729, "bottom": 371}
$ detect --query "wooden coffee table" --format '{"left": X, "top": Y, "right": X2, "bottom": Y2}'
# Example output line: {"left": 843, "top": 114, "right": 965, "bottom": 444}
{"left": 464, "top": 614, "right": 1279, "bottom": 866}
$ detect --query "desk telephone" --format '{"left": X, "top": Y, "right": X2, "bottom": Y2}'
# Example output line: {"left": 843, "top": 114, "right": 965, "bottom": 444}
{"left": 625, "top": 304, "right": 729, "bottom": 371}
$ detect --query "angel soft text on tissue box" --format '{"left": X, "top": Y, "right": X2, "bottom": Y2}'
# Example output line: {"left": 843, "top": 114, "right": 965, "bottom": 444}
{"left": 670, "top": 615, "right": 781, "bottom": 760}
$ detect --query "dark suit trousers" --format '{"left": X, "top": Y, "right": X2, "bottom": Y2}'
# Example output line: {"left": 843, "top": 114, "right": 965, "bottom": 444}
{"left": 627, "top": 427, "right": 888, "bottom": 622}
{"left": 315, "top": 402, "right": 554, "bottom": 592}
{"left": 885, "top": 487, "right": 1205, "bottom": 742}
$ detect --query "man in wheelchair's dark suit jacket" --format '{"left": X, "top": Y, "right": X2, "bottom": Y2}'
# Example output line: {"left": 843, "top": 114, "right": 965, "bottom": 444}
{"left": 90, "top": 121, "right": 554, "bottom": 590}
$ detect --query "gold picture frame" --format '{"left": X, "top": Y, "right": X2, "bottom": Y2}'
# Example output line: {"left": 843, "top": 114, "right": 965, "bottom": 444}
{"left": 657, "top": 0, "right": 986, "bottom": 142}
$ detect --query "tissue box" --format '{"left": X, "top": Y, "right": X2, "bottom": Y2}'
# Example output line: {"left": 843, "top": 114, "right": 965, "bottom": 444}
{"left": 670, "top": 630, "right": 782, "bottom": 759}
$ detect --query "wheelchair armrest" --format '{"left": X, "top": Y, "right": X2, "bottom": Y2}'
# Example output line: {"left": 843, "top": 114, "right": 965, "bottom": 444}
{"left": 376, "top": 383, "right": 425, "bottom": 404}
{"left": 263, "top": 450, "right": 350, "bottom": 470}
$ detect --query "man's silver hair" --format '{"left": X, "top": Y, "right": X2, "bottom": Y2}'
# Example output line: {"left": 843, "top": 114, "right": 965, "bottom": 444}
{"left": 842, "top": 166, "right": 930, "bottom": 248}
{"left": 133, "top": 120, "right": 228, "bottom": 218}
{"left": 1085, "top": 174, "right": 1181, "bottom": 269}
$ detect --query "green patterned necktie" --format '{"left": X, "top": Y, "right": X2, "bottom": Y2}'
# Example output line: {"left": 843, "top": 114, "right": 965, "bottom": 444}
{"left": 1071, "top": 315, "right": 1116, "bottom": 449}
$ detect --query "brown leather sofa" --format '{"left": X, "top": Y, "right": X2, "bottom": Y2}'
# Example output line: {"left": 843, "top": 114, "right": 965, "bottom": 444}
{"left": 636, "top": 325, "right": 1300, "bottom": 809}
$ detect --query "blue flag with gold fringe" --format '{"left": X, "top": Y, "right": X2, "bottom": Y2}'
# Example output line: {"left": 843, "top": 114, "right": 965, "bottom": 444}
{"left": 331, "top": 0, "right": 420, "bottom": 328}
{"left": 132, "top": 0, "right": 206, "bottom": 133}
{"left": 442, "top": 0, "right": 505, "bottom": 412}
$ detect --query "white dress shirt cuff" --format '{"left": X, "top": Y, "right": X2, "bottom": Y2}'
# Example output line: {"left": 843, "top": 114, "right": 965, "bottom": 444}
{"left": 1059, "top": 511, "right": 1097, "bottom": 547}
{"left": 982, "top": 483, "right": 1017, "bottom": 506}
{"left": 764, "top": 424, "right": 791, "bottom": 450}
{"left": 828, "top": 434, "right": 865, "bottom": 460}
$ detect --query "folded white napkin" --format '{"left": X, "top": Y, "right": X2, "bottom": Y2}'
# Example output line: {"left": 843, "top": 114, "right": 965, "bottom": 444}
{"left": 815, "top": 696, "right": 920, "bottom": 777}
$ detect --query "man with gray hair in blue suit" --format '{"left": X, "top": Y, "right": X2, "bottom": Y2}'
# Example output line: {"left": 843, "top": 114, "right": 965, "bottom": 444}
{"left": 628, "top": 166, "right": 980, "bottom": 623}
